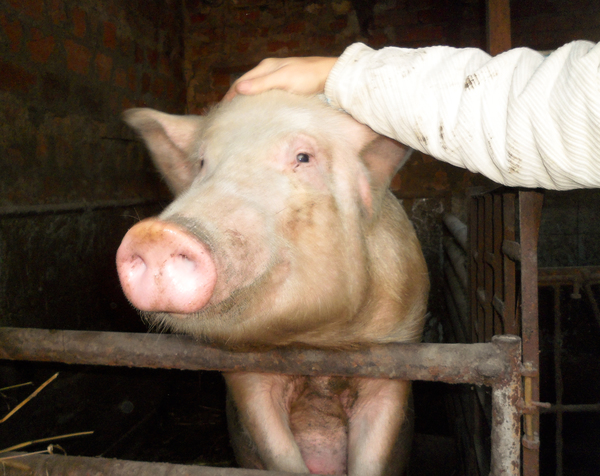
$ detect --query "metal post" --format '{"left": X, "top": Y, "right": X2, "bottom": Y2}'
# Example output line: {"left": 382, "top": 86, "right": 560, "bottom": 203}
{"left": 489, "top": 335, "right": 522, "bottom": 476}
{"left": 519, "top": 191, "right": 544, "bottom": 476}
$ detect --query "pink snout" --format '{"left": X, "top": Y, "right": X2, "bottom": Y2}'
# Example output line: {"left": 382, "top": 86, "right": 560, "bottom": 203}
{"left": 116, "top": 219, "right": 217, "bottom": 314}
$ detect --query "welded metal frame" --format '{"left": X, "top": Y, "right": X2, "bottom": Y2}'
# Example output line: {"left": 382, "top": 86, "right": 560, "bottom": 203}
{"left": 468, "top": 189, "right": 544, "bottom": 476}
{"left": 0, "top": 327, "right": 522, "bottom": 475}
{"left": 470, "top": 189, "right": 543, "bottom": 476}
{"left": 538, "top": 266, "right": 600, "bottom": 476}
{"left": 444, "top": 188, "right": 544, "bottom": 476}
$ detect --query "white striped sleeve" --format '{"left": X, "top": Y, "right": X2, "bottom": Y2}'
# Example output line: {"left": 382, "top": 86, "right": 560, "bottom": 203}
{"left": 325, "top": 41, "right": 600, "bottom": 190}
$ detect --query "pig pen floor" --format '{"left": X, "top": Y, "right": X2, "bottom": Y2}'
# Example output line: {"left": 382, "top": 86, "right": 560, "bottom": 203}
{"left": 0, "top": 362, "right": 458, "bottom": 475}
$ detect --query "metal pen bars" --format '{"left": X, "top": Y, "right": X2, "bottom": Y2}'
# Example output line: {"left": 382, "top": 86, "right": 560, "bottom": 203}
{"left": 537, "top": 266, "right": 600, "bottom": 476}
{"left": 0, "top": 327, "right": 522, "bottom": 476}
{"left": 443, "top": 189, "right": 545, "bottom": 476}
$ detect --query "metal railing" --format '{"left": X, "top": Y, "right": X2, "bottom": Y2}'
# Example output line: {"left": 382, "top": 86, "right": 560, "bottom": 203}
{"left": 0, "top": 327, "right": 523, "bottom": 475}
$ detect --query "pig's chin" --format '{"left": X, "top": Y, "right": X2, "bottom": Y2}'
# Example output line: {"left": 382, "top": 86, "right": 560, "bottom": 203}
{"left": 138, "top": 259, "right": 285, "bottom": 344}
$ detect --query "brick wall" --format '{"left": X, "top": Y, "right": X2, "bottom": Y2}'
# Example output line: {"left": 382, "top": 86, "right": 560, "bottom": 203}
{"left": 0, "top": 0, "right": 186, "bottom": 331}
{"left": 0, "top": 0, "right": 186, "bottom": 206}
{"left": 185, "top": 0, "right": 486, "bottom": 112}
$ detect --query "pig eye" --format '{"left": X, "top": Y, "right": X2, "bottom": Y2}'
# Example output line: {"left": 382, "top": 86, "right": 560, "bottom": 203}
{"left": 296, "top": 153, "right": 310, "bottom": 163}
{"left": 200, "top": 159, "right": 205, "bottom": 168}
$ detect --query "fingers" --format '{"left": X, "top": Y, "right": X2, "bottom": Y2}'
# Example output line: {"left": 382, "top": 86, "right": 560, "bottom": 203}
{"left": 236, "top": 67, "right": 287, "bottom": 94}
{"left": 223, "top": 56, "right": 338, "bottom": 102}
{"left": 223, "top": 58, "right": 287, "bottom": 101}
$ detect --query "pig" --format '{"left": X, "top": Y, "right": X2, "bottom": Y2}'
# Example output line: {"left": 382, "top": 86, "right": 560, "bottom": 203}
{"left": 116, "top": 91, "right": 429, "bottom": 475}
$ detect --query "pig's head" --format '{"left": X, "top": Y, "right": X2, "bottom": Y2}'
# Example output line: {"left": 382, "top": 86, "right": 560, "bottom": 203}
{"left": 117, "top": 91, "right": 425, "bottom": 348}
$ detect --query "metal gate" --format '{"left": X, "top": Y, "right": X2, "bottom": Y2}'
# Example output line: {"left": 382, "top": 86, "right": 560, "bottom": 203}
{"left": 445, "top": 187, "right": 600, "bottom": 476}
{"left": 444, "top": 188, "right": 545, "bottom": 475}
{"left": 537, "top": 266, "right": 600, "bottom": 476}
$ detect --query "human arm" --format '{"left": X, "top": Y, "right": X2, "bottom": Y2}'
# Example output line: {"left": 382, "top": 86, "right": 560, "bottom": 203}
{"left": 326, "top": 42, "right": 600, "bottom": 190}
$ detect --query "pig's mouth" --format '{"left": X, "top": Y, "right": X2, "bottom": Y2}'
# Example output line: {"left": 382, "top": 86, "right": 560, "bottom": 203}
{"left": 139, "top": 256, "right": 286, "bottom": 342}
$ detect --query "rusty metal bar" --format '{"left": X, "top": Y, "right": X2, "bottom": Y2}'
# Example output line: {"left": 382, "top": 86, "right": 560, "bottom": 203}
{"left": 538, "top": 266, "right": 600, "bottom": 285}
{"left": 519, "top": 191, "right": 544, "bottom": 476}
{"left": 0, "top": 453, "right": 296, "bottom": 475}
{"left": 466, "top": 189, "right": 541, "bottom": 476}
{"left": 443, "top": 213, "right": 468, "bottom": 252}
{"left": 477, "top": 197, "right": 486, "bottom": 343}
{"left": 484, "top": 195, "right": 494, "bottom": 342}
{"left": 540, "top": 403, "right": 600, "bottom": 413}
{"left": 0, "top": 328, "right": 507, "bottom": 386}
{"left": 490, "top": 335, "right": 522, "bottom": 476}
{"left": 502, "top": 193, "right": 518, "bottom": 336}
{"left": 492, "top": 195, "right": 504, "bottom": 336}
{"left": 553, "top": 284, "right": 564, "bottom": 476}
{"left": 468, "top": 194, "right": 488, "bottom": 476}
{"left": 0, "top": 198, "right": 161, "bottom": 217}
{"left": 469, "top": 198, "right": 479, "bottom": 343}
{"left": 0, "top": 328, "right": 523, "bottom": 476}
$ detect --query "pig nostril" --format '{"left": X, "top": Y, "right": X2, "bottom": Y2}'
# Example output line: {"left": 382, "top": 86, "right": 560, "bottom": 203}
{"left": 178, "top": 253, "right": 197, "bottom": 272}
{"left": 131, "top": 255, "right": 146, "bottom": 270}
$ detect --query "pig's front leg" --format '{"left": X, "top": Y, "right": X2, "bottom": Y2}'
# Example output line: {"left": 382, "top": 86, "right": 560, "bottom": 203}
{"left": 224, "top": 372, "right": 310, "bottom": 473}
{"left": 348, "top": 379, "right": 413, "bottom": 476}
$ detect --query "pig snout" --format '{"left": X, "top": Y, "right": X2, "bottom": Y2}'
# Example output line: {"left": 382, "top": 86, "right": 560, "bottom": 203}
{"left": 116, "top": 219, "right": 217, "bottom": 314}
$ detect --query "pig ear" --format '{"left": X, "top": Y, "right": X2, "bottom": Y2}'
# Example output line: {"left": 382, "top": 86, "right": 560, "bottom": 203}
{"left": 361, "top": 136, "right": 412, "bottom": 189}
{"left": 358, "top": 136, "right": 413, "bottom": 217}
{"left": 123, "top": 108, "right": 205, "bottom": 195}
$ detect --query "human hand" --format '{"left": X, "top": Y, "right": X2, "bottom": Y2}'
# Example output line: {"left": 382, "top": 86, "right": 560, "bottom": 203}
{"left": 223, "top": 56, "right": 338, "bottom": 101}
